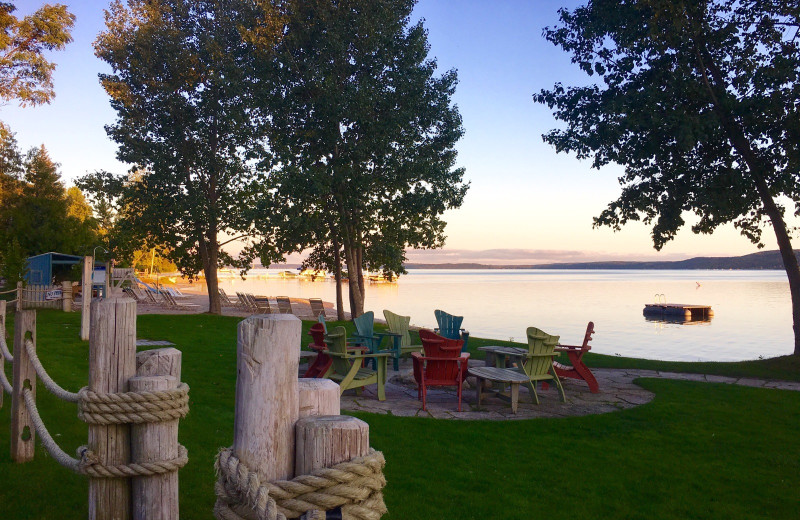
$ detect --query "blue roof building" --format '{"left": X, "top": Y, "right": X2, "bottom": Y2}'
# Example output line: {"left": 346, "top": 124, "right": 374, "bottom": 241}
{"left": 25, "top": 252, "right": 84, "bottom": 285}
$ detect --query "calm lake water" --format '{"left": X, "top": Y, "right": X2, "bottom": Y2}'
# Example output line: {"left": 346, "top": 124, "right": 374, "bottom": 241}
{"left": 215, "top": 269, "right": 792, "bottom": 362}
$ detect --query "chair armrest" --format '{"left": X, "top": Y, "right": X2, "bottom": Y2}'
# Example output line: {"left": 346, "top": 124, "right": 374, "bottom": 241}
{"left": 556, "top": 344, "right": 588, "bottom": 352}
{"left": 328, "top": 351, "right": 393, "bottom": 360}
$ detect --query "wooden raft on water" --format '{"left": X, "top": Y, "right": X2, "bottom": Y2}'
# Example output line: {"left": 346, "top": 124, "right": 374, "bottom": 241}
{"left": 643, "top": 303, "right": 714, "bottom": 320}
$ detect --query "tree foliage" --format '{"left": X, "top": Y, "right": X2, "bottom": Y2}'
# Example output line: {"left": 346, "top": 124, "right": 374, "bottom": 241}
{"left": 535, "top": 0, "right": 800, "bottom": 355}
{"left": 258, "top": 0, "right": 468, "bottom": 317}
{"left": 0, "top": 2, "right": 75, "bottom": 107}
{"left": 0, "top": 139, "right": 98, "bottom": 284}
{"left": 94, "top": 0, "right": 284, "bottom": 313}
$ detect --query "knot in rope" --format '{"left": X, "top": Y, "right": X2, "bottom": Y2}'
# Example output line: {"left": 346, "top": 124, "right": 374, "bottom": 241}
{"left": 78, "top": 382, "right": 189, "bottom": 425}
{"left": 213, "top": 447, "right": 387, "bottom": 520}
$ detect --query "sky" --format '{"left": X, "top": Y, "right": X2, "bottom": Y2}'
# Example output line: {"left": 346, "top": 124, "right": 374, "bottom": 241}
{"left": 2, "top": 1, "right": 778, "bottom": 265}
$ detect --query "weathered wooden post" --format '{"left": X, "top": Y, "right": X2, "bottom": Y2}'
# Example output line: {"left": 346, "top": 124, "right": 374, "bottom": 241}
{"left": 298, "top": 378, "right": 340, "bottom": 418}
{"left": 81, "top": 256, "right": 92, "bottom": 340}
{"left": 61, "top": 280, "right": 73, "bottom": 312}
{"left": 233, "top": 314, "right": 301, "bottom": 481}
{"left": 88, "top": 297, "right": 137, "bottom": 520}
{"left": 11, "top": 309, "right": 36, "bottom": 462}
{"left": 104, "top": 261, "right": 112, "bottom": 299}
{"left": 295, "top": 415, "right": 369, "bottom": 476}
{"left": 0, "top": 299, "right": 6, "bottom": 409}
{"left": 16, "top": 281, "right": 22, "bottom": 310}
{"left": 131, "top": 347, "right": 182, "bottom": 520}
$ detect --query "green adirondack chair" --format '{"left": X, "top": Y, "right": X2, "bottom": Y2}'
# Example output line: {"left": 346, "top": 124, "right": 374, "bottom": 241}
{"left": 323, "top": 326, "right": 390, "bottom": 400}
{"left": 518, "top": 327, "right": 566, "bottom": 404}
{"left": 383, "top": 310, "right": 423, "bottom": 369}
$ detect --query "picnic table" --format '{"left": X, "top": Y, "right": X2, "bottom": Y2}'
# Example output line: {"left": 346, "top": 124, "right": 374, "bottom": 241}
{"left": 469, "top": 366, "right": 530, "bottom": 414}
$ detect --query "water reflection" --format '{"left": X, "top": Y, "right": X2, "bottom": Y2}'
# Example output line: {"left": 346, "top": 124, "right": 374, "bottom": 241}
{"left": 213, "top": 269, "right": 792, "bottom": 362}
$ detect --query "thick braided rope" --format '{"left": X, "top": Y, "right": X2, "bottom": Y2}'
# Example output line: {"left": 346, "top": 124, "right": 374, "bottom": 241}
{"left": 23, "top": 386, "right": 189, "bottom": 477}
{"left": 1, "top": 333, "right": 12, "bottom": 362}
{"left": 24, "top": 338, "right": 80, "bottom": 402}
{"left": 78, "top": 383, "right": 189, "bottom": 425}
{"left": 214, "top": 447, "right": 387, "bottom": 520}
{"left": 0, "top": 365, "right": 10, "bottom": 394}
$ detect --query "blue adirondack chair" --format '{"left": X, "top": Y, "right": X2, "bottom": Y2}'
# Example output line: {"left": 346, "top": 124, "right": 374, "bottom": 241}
{"left": 434, "top": 309, "right": 470, "bottom": 353}
{"left": 351, "top": 311, "right": 394, "bottom": 367}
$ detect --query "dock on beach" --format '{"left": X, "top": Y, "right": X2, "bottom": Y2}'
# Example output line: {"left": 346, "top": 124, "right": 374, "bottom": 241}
{"left": 643, "top": 303, "right": 714, "bottom": 321}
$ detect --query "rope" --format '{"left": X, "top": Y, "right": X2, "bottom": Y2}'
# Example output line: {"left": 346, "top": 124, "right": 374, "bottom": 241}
{"left": 22, "top": 387, "right": 81, "bottom": 472}
{"left": 24, "top": 338, "right": 79, "bottom": 402}
{"left": 1, "top": 334, "right": 12, "bottom": 362}
{"left": 78, "top": 383, "right": 189, "bottom": 425}
{"left": 214, "top": 448, "right": 388, "bottom": 520}
{"left": 1, "top": 364, "right": 10, "bottom": 394}
{"left": 22, "top": 387, "right": 189, "bottom": 477}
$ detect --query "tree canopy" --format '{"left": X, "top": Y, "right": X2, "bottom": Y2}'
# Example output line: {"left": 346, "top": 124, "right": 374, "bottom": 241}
{"left": 94, "top": 0, "right": 284, "bottom": 313}
{"left": 258, "top": 0, "right": 468, "bottom": 317}
{"left": 535, "top": 0, "right": 800, "bottom": 355}
{"left": 0, "top": 2, "right": 74, "bottom": 107}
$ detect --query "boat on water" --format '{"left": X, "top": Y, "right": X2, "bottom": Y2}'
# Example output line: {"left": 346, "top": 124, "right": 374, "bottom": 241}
{"left": 279, "top": 270, "right": 298, "bottom": 278}
{"left": 298, "top": 269, "right": 328, "bottom": 281}
{"left": 368, "top": 273, "right": 397, "bottom": 284}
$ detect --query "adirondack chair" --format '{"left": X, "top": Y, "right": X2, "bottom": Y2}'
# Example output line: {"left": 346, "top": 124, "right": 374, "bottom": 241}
{"left": 553, "top": 321, "right": 599, "bottom": 393}
{"left": 518, "top": 327, "right": 565, "bottom": 404}
{"left": 383, "top": 310, "right": 423, "bottom": 370}
{"left": 411, "top": 329, "right": 469, "bottom": 411}
{"left": 434, "top": 309, "right": 470, "bottom": 353}
{"left": 276, "top": 296, "right": 293, "bottom": 314}
{"left": 309, "top": 298, "right": 326, "bottom": 319}
{"left": 351, "top": 311, "right": 394, "bottom": 355}
{"left": 303, "top": 323, "right": 332, "bottom": 378}
{"left": 323, "top": 326, "right": 390, "bottom": 400}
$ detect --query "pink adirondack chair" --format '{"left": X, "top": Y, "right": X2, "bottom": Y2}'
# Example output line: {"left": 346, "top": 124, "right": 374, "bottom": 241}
{"left": 411, "top": 329, "right": 470, "bottom": 411}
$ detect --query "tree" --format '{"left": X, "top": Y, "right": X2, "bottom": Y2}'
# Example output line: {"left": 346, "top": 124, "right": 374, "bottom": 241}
{"left": 94, "top": 0, "right": 284, "bottom": 314}
{"left": 259, "top": 0, "right": 468, "bottom": 317}
{"left": 0, "top": 2, "right": 75, "bottom": 107}
{"left": 534, "top": 0, "right": 800, "bottom": 356}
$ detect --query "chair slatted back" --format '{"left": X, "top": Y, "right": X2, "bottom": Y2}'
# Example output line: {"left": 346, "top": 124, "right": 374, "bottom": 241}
{"left": 325, "top": 326, "right": 353, "bottom": 376}
{"left": 524, "top": 327, "right": 560, "bottom": 378}
{"left": 419, "top": 328, "right": 463, "bottom": 382}
{"left": 276, "top": 296, "right": 293, "bottom": 314}
{"left": 434, "top": 309, "right": 464, "bottom": 341}
{"left": 383, "top": 310, "right": 411, "bottom": 347}
{"left": 353, "top": 311, "right": 375, "bottom": 344}
{"left": 309, "top": 298, "right": 326, "bottom": 319}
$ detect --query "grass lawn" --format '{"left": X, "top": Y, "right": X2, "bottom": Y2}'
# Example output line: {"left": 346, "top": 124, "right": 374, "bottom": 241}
{"left": 0, "top": 311, "right": 798, "bottom": 519}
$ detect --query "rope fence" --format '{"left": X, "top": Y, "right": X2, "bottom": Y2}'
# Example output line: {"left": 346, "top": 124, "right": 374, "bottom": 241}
{"left": 2, "top": 300, "right": 191, "bottom": 519}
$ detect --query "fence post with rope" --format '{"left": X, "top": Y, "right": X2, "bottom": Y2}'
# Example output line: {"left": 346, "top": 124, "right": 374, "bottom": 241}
{"left": 1, "top": 297, "right": 189, "bottom": 519}
{"left": 81, "top": 255, "right": 92, "bottom": 340}
{"left": 0, "top": 299, "right": 7, "bottom": 409}
{"left": 11, "top": 309, "right": 36, "bottom": 462}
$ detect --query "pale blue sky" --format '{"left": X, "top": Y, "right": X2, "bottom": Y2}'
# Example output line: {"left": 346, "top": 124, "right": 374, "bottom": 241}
{"left": 4, "top": 1, "right": 772, "bottom": 264}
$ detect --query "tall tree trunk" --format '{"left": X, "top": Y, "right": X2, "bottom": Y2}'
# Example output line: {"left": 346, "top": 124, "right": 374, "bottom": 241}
{"left": 694, "top": 38, "right": 800, "bottom": 356}
{"left": 333, "top": 240, "right": 345, "bottom": 321}
{"left": 200, "top": 231, "right": 221, "bottom": 315}
{"left": 343, "top": 245, "right": 364, "bottom": 318}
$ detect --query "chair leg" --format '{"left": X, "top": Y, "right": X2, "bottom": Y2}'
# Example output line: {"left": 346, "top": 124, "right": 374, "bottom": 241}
{"left": 527, "top": 380, "right": 540, "bottom": 405}
{"left": 551, "top": 369, "right": 566, "bottom": 402}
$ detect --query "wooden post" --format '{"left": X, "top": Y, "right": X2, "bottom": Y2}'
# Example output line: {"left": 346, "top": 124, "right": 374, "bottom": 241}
{"left": 105, "top": 261, "right": 112, "bottom": 299}
{"left": 129, "top": 376, "right": 179, "bottom": 520}
{"left": 61, "top": 280, "right": 73, "bottom": 312}
{"left": 88, "top": 297, "right": 137, "bottom": 520}
{"left": 294, "top": 415, "right": 370, "bottom": 476}
{"left": 0, "top": 299, "right": 5, "bottom": 409}
{"left": 233, "top": 314, "right": 300, "bottom": 481}
{"left": 131, "top": 347, "right": 182, "bottom": 520}
{"left": 10, "top": 309, "right": 36, "bottom": 462}
{"left": 298, "top": 378, "right": 340, "bottom": 418}
{"left": 16, "top": 281, "right": 22, "bottom": 310}
{"left": 81, "top": 256, "right": 92, "bottom": 340}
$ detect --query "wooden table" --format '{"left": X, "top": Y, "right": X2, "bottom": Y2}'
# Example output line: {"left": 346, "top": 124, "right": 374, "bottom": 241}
{"left": 478, "top": 345, "right": 527, "bottom": 368}
{"left": 469, "top": 366, "right": 530, "bottom": 414}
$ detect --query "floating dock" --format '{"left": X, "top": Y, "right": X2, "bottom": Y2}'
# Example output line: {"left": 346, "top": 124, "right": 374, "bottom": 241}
{"left": 643, "top": 303, "right": 713, "bottom": 321}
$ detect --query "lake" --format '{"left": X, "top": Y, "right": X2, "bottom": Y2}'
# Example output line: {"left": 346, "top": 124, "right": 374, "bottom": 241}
{"left": 214, "top": 269, "right": 792, "bottom": 362}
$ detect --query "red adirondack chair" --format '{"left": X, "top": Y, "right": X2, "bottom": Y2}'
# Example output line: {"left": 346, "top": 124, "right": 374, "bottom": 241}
{"left": 553, "top": 321, "right": 599, "bottom": 393}
{"left": 303, "top": 323, "right": 332, "bottom": 378}
{"left": 411, "top": 329, "right": 470, "bottom": 411}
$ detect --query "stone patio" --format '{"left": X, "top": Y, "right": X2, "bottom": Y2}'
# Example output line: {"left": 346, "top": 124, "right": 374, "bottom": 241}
{"left": 331, "top": 359, "right": 800, "bottom": 420}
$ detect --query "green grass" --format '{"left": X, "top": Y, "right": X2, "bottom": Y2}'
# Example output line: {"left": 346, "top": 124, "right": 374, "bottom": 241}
{"left": 1, "top": 311, "right": 799, "bottom": 519}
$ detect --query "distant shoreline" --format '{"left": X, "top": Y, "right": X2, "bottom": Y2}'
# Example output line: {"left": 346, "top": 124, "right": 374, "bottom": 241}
{"left": 261, "top": 249, "right": 797, "bottom": 272}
